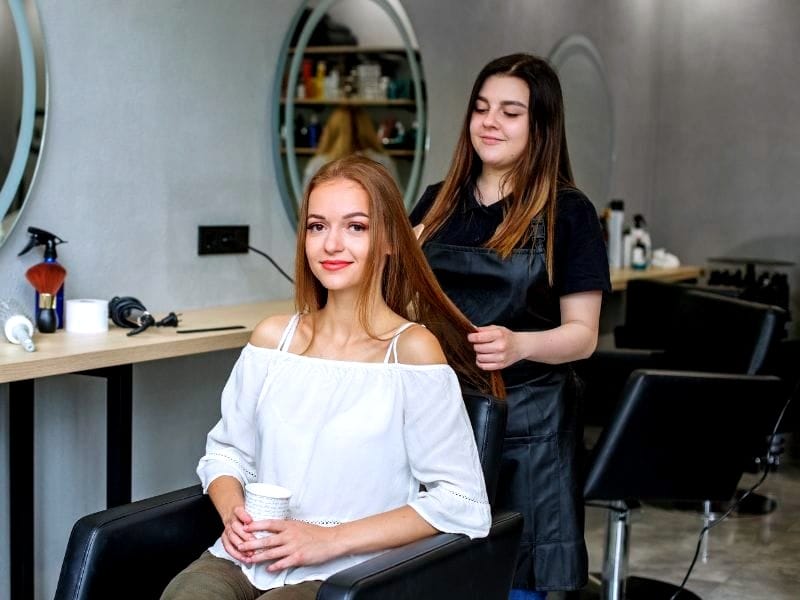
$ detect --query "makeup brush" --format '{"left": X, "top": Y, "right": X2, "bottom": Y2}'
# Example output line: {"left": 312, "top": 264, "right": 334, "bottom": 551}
{"left": 25, "top": 262, "right": 67, "bottom": 333}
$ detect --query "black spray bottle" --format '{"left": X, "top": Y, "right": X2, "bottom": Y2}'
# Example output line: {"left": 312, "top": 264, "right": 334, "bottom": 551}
{"left": 18, "top": 227, "right": 67, "bottom": 329}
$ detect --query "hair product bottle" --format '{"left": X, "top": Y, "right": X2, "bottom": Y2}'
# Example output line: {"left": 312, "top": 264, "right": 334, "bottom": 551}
{"left": 17, "top": 226, "right": 67, "bottom": 329}
{"left": 606, "top": 199, "right": 625, "bottom": 269}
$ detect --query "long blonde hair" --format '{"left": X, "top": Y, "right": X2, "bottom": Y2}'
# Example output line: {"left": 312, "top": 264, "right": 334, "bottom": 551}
{"left": 295, "top": 155, "right": 504, "bottom": 399}
{"left": 316, "top": 107, "right": 386, "bottom": 161}
{"left": 418, "top": 53, "right": 575, "bottom": 285}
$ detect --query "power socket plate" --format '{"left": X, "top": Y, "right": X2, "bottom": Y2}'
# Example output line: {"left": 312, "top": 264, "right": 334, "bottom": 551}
{"left": 198, "top": 225, "right": 249, "bottom": 255}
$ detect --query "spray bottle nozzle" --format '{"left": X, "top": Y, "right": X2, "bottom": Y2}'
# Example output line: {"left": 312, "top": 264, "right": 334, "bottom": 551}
{"left": 18, "top": 226, "right": 67, "bottom": 259}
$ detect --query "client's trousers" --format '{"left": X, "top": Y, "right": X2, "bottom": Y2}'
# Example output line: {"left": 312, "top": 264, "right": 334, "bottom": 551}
{"left": 161, "top": 551, "right": 322, "bottom": 600}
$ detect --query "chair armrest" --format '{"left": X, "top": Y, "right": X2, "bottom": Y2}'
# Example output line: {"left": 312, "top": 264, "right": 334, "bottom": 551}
{"left": 57, "top": 489, "right": 523, "bottom": 600}
{"left": 55, "top": 485, "right": 220, "bottom": 600}
{"left": 317, "top": 510, "right": 523, "bottom": 600}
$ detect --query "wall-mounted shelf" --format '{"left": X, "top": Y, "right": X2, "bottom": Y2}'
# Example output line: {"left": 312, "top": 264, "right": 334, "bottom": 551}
{"left": 289, "top": 45, "right": 416, "bottom": 54}
{"left": 282, "top": 147, "right": 415, "bottom": 157}
{"left": 281, "top": 98, "right": 416, "bottom": 106}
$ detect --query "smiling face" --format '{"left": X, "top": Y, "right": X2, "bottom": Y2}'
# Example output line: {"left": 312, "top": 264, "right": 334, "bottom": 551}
{"left": 469, "top": 74, "right": 530, "bottom": 175}
{"left": 305, "top": 178, "right": 373, "bottom": 293}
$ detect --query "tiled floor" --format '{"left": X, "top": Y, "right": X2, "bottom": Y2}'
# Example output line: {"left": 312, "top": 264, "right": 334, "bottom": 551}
{"left": 578, "top": 452, "right": 800, "bottom": 599}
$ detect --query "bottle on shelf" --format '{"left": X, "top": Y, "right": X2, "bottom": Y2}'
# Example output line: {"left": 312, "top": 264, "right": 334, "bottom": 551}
{"left": 302, "top": 58, "right": 315, "bottom": 99}
{"left": 606, "top": 199, "right": 625, "bottom": 269}
{"left": 324, "top": 69, "right": 340, "bottom": 100}
{"left": 631, "top": 239, "right": 648, "bottom": 270}
{"left": 357, "top": 63, "right": 381, "bottom": 100}
{"left": 623, "top": 214, "right": 652, "bottom": 269}
{"left": 315, "top": 61, "right": 327, "bottom": 99}
{"left": 343, "top": 68, "right": 358, "bottom": 98}
{"left": 294, "top": 114, "right": 309, "bottom": 147}
{"left": 307, "top": 113, "right": 321, "bottom": 148}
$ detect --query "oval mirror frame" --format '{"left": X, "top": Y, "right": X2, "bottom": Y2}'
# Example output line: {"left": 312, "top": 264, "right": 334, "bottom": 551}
{"left": 272, "top": 0, "right": 426, "bottom": 225}
{"left": 0, "top": 0, "right": 47, "bottom": 247}
{"left": 549, "top": 34, "right": 614, "bottom": 208}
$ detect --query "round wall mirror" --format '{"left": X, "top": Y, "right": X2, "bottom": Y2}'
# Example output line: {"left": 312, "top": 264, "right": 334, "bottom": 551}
{"left": 273, "top": 0, "right": 426, "bottom": 224}
{"left": 549, "top": 34, "right": 614, "bottom": 208}
{"left": 0, "top": 0, "right": 47, "bottom": 247}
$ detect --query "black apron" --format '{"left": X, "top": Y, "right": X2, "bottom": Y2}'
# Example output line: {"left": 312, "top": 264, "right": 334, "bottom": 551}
{"left": 423, "top": 233, "right": 588, "bottom": 592}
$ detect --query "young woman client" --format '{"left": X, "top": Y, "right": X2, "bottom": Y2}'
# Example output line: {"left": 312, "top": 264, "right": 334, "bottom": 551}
{"left": 161, "top": 156, "right": 502, "bottom": 600}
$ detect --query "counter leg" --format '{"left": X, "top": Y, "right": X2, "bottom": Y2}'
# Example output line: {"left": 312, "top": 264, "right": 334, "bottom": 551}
{"left": 82, "top": 365, "right": 133, "bottom": 507}
{"left": 9, "top": 378, "right": 34, "bottom": 600}
{"left": 105, "top": 364, "right": 132, "bottom": 507}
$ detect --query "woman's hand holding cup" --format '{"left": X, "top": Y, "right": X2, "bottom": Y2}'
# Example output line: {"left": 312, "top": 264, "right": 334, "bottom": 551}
{"left": 221, "top": 504, "right": 256, "bottom": 563}
{"left": 238, "top": 483, "right": 292, "bottom": 563}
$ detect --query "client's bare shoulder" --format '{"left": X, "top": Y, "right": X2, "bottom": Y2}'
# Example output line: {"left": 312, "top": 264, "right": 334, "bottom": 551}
{"left": 250, "top": 314, "right": 294, "bottom": 349}
{"left": 396, "top": 324, "right": 448, "bottom": 365}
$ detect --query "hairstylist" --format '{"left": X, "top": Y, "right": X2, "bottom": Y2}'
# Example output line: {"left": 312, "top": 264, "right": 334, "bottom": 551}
{"left": 410, "top": 53, "right": 610, "bottom": 599}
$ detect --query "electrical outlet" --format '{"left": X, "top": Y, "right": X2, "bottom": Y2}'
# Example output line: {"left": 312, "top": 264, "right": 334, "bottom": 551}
{"left": 198, "top": 225, "right": 249, "bottom": 255}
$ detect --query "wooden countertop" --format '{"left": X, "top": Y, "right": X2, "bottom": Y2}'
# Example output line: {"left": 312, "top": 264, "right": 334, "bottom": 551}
{"left": 1, "top": 267, "right": 703, "bottom": 382}
{"left": 0, "top": 299, "right": 294, "bottom": 384}
{"left": 610, "top": 266, "right": 703, "bottom": 292}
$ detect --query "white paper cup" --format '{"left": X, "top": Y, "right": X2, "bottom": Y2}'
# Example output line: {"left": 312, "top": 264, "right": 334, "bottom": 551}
{"left": 244, "top": 483, "right": 292, "bottom": 538}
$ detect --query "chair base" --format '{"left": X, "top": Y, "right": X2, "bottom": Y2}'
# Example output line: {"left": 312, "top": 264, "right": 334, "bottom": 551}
{"left": 648, "top": 489, "right": 777, "bottom": 517}
{"left": 565, "top": 573, "right": 702, "bottom": 599}
{"left": 727, "top": 490, "right": 777, "bottom": 516}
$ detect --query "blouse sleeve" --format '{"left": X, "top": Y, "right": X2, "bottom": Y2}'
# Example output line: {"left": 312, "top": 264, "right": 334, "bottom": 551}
{"left": 196, "top": 345, "right": 267, "bottom": 493}
{"left": 402, "top": 368, "right": 492, "bottom": 539}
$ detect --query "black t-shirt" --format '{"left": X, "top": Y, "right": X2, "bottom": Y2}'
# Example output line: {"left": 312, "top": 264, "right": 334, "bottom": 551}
{"left": 410, "top": 183, "right": 611, "bottom": 296}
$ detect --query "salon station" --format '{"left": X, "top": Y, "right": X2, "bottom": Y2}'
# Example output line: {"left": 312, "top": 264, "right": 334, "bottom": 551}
{"left": 1, "top": 1, "right": 799, "bottom": 599}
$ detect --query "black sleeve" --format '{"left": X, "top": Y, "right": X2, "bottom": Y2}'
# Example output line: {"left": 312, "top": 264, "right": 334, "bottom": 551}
{"left": 408, "top": 183, "right": 443, "bottom": 226}
{"left": 553, "top": 189, "right": 612, "bottom": 296}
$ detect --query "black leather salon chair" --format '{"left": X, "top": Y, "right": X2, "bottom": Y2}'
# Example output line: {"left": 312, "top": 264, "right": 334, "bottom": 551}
{"left": 613, "top": 279, "right": 695, "bottom": 350}
{"left": 580, "top": 369, "right": 785, "bottom": 600}
{"left": 55, "top": 391, "right": 523, "bottom": 600}
{"left": 580, "top": 288, "right": 786, "bottom": 428}
{"left": 578, "top": 288, "right": 788, "bottom": 537}
{"left": 613, "top": 279, "right": 745, "bottom": 351}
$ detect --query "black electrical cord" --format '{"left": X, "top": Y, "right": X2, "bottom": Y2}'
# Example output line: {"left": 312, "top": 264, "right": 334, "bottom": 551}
{"left": 108, "top": 296, "right": 180, "bottom": 336}
{"left": 668, "top": 383, "right": 796, "bottom": 600}
{"left": 215, "top": 232, "right": 294, "bottom": 285}
{"left": 247, "top": 245, "right": 294, "bottom": 284}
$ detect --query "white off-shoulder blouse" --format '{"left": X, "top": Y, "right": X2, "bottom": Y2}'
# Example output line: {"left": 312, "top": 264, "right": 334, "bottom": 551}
{"left": 197, "top": 318, "right": 491, "bottom": 591}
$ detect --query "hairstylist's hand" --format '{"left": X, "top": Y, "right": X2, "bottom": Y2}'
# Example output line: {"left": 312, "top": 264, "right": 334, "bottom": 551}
{"left": 221, "top": 505, "right": 256, "bottom": 563}
{"left": 238, "top": 520, "right": 342, "bottom": 571}
{"left": 412, "top": 223, "right": 425, "bottom": 240}
{"left": 468, "top": 325, "right": 523, "bottom": 370}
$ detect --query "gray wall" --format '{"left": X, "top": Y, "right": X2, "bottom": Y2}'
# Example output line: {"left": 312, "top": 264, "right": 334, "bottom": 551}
{"left": 1, "top": 2, "right": 300, "bottom": 598}
{"left": 651, "top": 0, "right": 800, "bottom": 323}
{"left": 0, "top": 1, "right": 798, "bottom": 598}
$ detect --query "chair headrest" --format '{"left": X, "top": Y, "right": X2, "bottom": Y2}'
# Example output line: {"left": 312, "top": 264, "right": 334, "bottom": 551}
{"left": 665, "top": 290, "right": 786, "bottom": 374}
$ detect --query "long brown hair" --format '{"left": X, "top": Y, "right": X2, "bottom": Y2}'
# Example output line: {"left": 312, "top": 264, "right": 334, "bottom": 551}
{"left": 295, "top": 155, "right": 504, "bottom": 399}
{"left": 418, "top": 53, "right": 575, "bottom": 285}
{"left": 316, "top": 106, "right": 386, "bottom": 160}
